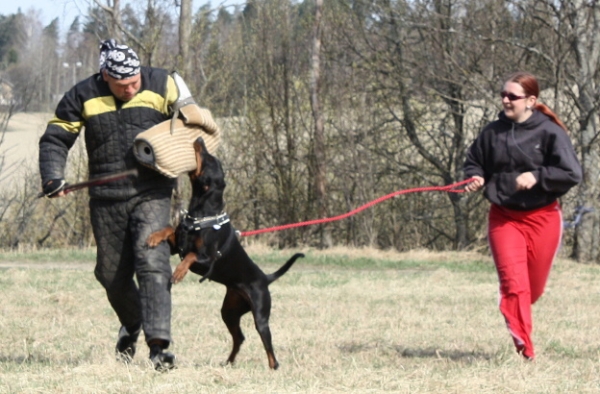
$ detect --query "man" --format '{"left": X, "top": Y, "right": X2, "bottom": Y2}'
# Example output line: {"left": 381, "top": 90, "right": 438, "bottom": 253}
{"left": 39, "top": 39, "right": 180, "bottom": 371}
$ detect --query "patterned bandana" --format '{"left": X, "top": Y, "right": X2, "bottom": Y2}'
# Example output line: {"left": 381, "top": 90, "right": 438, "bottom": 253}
{"left": 98, "top": 39, "right": 141, "bottom": 80}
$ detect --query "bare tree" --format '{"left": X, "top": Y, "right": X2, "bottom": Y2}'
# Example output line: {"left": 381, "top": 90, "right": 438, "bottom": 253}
{"left": 309, "top": 0, "right": 331, "bottom": 248}
{"left": 3, "top": 0, "right": 598, "bottom": 254}
{"left": 91, "top": 0, "right": 175, "bottom": 64}
{"left": 177, "top": 0, "right": 192, "bottom": 78}
{"left": 494, "top": 0, "right": 600, "bottom": 261}
{"left": 324, "top": 0, "right": 498, "bottom": 249}
{"left": 563, "top": 0, "right": 600, "bottom": 262}
{"left": 91, "top": 0, "right": 124, "bottom": 40}
{"left": 223, "top": 0, "right": 315, "bottom": 247}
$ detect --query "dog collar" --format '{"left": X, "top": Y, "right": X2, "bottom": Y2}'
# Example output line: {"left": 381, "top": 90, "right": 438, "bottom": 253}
{"left": 181, "top": 211, "right": 230, "bottom": 232}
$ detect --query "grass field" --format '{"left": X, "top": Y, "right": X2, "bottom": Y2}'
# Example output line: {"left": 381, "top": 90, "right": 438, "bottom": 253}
{"left": 0, "top": 245, "right": 599, "bottom": 393}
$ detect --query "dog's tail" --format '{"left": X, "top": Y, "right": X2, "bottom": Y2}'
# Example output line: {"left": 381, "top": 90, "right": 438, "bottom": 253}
{"left": 266, "top": 253, "right": 304, "bottom": 284}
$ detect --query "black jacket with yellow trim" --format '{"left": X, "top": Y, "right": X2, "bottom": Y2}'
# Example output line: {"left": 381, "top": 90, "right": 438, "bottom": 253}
{"left": 39, "top": 66, "right": 178, "bottom": 200}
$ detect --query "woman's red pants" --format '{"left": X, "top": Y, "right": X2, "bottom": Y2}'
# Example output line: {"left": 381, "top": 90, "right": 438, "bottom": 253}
{"left": 488, "top": 201, "right": 562, "bottom": 359}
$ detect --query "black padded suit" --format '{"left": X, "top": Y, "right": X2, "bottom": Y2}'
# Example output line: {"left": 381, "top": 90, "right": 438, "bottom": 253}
{"left": 39, "top": 66, "right": 178, "bottom": 346}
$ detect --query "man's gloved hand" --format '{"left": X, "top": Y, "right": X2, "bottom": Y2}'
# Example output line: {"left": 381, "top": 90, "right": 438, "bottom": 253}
{"left": 42, "top": 178, "right": 67, "bottom": 198}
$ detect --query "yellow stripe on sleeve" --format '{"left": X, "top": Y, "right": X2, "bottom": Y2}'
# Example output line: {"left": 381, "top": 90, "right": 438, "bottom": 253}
{"left": 48, "top": 116, "right": 84, "bottom": 134}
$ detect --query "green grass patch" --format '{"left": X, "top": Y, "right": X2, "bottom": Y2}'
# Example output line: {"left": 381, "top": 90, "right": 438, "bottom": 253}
{"left": 249, "top": 247, "right": 495, "bottom": 273}
{"left": 0, "top": 245, "right": 496, "bottom": 274}
{"left": 0, "top": 247, "right": 97, "bottom": 263}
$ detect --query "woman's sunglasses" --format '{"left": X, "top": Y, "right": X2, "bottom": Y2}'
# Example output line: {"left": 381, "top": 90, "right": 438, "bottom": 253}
{"left": 500, "top": 91, "right": 527, "bottom": 101}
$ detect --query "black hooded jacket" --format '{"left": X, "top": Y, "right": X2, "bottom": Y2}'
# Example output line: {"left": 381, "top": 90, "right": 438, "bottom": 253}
{"left": 39, "top": 66, "right": 178, "bottom": 200}
{"left": 464, "top": 110, "right": 582, "bottom": 211}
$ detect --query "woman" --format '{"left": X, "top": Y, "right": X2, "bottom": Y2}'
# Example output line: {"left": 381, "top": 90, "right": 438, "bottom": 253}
{"left": 463, "top": 71, "right": 582, "bottom": 360}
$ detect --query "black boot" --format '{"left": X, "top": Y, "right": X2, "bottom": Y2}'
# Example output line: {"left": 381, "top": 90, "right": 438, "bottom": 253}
{"left": 115, "top": 324, "right": 141, "bottom": 362}
{"left": 149, "top": 343, "right": 176, "bottom": 371}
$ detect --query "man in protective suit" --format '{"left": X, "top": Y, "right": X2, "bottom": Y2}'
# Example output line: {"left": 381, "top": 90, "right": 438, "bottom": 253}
{"left": 38, "top": 39, "right": 186, "bottom": 371}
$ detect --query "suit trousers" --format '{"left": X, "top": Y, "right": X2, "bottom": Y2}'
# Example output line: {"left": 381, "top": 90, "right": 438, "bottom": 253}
{"left": 90, "top": 189, "right": 173, "bottom": 346}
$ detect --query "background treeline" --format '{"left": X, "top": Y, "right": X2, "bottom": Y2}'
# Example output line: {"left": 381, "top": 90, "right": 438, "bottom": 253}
{"left": 0, "top": 0, "right": 599, "bottom": 262}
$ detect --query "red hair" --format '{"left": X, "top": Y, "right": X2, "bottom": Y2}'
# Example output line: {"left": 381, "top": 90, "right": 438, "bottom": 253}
{"left": 505, "top": 71, "right": 568, "bottom": 133}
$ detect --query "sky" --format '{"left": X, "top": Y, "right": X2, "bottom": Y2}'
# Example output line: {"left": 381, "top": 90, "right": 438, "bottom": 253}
{"left": 0, "top": 0, "right": 235, "bottom": 35}
{"left": 0, "top": 0, "right": 83, "bottom": 34}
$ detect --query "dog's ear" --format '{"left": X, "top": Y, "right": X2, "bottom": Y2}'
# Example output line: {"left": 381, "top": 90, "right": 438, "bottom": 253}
{"left": 192, "top": 137, "right": 206, "bottom": 178}
{"left": 193, "top": 137, "right": 207, "bottom": 153}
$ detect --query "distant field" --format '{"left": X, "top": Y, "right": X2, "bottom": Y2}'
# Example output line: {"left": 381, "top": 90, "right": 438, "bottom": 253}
{"left": 0, "top": 112, "right": 52, "bottom": 186}
{"left": 1, "top": 245, "right": 599, "bottom": 393}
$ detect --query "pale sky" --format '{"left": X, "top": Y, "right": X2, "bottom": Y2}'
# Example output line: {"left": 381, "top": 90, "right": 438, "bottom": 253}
{"left": 0, "top": 0, "right": 237, "bottom": 35}
{"left": 0, "top": 0, "right": 83, "bottom": 34}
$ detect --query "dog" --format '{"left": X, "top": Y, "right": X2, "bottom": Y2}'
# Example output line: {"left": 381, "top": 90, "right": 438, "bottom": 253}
{"left": 147, "top": 137, "right": 303, "bottom": 370}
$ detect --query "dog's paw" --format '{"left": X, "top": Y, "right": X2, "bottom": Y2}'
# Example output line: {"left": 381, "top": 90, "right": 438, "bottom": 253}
{"left": 171, "top": 266, "right": 188, "bottom": 284}
{"left": 146, "top": 232, "right": 166, "bottom": 248}
{"left": 146, "top": 227, "right": 174, "bottom": 248}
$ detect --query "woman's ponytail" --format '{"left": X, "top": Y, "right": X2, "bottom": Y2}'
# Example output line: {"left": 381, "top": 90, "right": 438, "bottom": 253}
{"left": 534, "top": 103, "right": 569, "bottom": 133}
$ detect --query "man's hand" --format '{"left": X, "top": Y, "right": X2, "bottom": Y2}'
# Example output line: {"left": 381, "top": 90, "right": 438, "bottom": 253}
{"left": 515, "top": 172, "right": 537, "bottom": 191}
{"left": 42, "top": 179, "right": 67, "bottom": 198}
{"left": 464, "top": 176, "right": 485, "bottom": 192}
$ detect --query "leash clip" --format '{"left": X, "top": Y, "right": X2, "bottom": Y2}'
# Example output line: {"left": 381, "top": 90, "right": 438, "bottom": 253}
{"left": 213, "top": 224, "right": 221, "bottom": 230}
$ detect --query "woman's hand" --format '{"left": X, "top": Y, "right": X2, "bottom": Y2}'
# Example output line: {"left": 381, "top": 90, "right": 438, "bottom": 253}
{"left": 464, "top": 176, "right": 485, "bottom": 192}
{"left": 515, "top": 172, "right": 537, "bottom": 190}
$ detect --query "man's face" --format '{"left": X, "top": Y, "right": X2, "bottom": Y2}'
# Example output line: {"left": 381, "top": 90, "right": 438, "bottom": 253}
{"left": 103, "top": 71, "right": 142, "bottom": 102}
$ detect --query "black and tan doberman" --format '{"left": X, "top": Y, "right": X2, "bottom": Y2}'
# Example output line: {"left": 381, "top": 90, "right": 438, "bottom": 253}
{"left": 147, "top": 137, "right": 303, "bottom": 370}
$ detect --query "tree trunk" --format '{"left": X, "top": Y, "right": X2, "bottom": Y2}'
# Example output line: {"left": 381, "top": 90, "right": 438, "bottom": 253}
{"left": 173, "top": 0, "right": 193, "bottom": 223}
{"left": 178, "top": 0, "right": 192, "bottom": 79}
{"left": 111, "top": 0, "right": 122, "bottom": 41}
{"left": 310, "top": 0, "right": 331, "bottom": 248}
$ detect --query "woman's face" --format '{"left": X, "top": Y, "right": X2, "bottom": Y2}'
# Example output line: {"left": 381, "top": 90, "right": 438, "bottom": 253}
{"left": 501, "top": 81, "right": 537, "bottom": 123}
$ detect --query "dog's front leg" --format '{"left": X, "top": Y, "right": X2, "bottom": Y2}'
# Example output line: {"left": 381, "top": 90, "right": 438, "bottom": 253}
{"left": 147, "top": 226, "right": 175, "bottom": 248}
{"left": 172, "top": 252, "right": 197, "bottom": 284}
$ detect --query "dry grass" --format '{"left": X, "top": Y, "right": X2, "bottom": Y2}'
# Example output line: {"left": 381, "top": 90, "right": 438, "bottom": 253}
{"left": 0, "top": 246, "right": 599, "bottom": 393}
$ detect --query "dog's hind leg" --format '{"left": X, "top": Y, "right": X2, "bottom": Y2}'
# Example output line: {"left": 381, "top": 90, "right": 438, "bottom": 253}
{"left": 221, "top": 288, "right": 251, "bottom": 366}
{"left": 249, "top": 289, "right": 279, "bottom": 369}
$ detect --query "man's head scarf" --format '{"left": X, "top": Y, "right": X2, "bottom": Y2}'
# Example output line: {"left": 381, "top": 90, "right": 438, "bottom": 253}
{"left": 99, "top": 39, "right": 141, "bottom": 80}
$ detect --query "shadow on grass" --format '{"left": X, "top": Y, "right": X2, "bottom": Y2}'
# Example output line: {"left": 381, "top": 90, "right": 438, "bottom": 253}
{"left": 0, "top": 353, "right": 87, "bottom": 366}
{"left": 337, "top": 341, "right": 493, "bottom": 362}
{"left": 395, "top": 346, "right": 493, "bottom": 361}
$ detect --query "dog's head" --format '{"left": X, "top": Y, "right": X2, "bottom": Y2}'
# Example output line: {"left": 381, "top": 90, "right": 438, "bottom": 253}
{"left": 188, "top": 137, "right": 226, "bottom": 215}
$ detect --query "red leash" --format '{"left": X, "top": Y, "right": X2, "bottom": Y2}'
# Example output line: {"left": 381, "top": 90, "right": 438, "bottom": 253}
{"left": 240, "top": 178, "right": 475, "bottom": 237}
